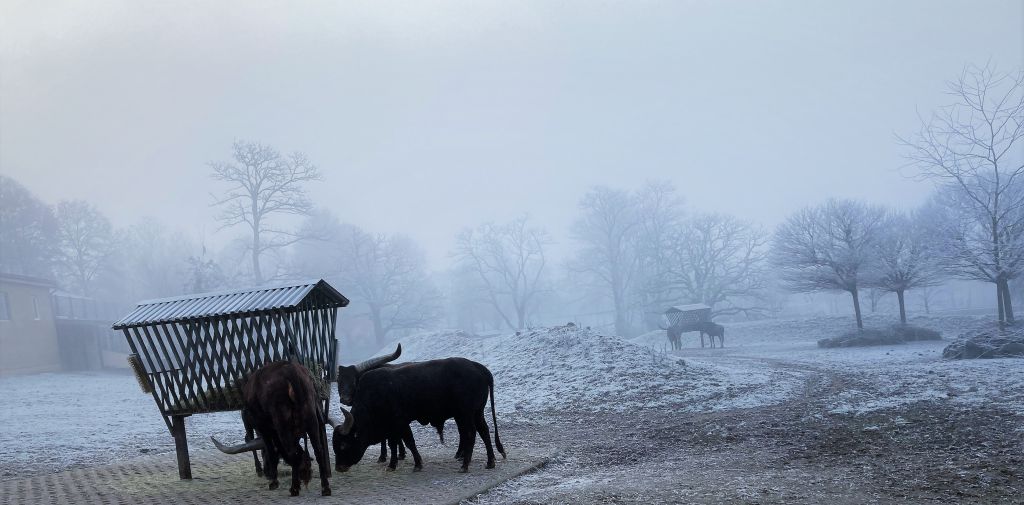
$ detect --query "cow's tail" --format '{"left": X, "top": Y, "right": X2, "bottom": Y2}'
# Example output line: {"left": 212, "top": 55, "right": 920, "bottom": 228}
{"left": 489, "top": 378, "right": 506, "bottom": 459}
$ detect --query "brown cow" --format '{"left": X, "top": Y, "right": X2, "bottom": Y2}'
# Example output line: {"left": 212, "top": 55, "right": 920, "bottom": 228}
{"left": 212, "top": 361, "right": 332, "bottom": 496}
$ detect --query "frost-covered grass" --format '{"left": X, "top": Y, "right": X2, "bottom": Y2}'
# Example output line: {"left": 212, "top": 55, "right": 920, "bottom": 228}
{"left": 389, "top": 325, "right": 801, "bottom": 415}
{"left": 3, "top": 315, "right": 1021, "bottom": 478}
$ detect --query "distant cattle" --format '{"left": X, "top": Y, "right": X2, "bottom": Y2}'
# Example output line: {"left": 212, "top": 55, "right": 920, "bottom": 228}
{"left": 698, "top": 322, "right": 725, "bottom": 348}
{"left": 331, "top": 357, "right": 505, "bottom": 473}
{"left": 211, "top": 361, "right": 332, "bottom": 496}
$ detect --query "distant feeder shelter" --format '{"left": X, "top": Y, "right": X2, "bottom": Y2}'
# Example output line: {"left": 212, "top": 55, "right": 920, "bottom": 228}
{"left": 664, "top": 304, "right": 712, "bottom": 327}
{"left": 112, "top": 279, "right": 349, "bottom": 479}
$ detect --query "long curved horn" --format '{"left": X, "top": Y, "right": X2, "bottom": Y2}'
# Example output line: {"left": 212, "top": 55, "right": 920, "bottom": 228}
{"left": 211, "top": 435, "right": 266, "bottom": 454}
{"left": 337, "top": 408, "right": 355, "bottom": 435}
{"left": 352, "top": 344, "right": 402, "bottom": 374}
{"left": 325, "top": 415, "right": 340, "bottom": 429}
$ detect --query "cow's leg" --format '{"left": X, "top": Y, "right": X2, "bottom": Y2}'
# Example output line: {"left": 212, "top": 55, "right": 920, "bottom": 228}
{"left": 378, "top": 441, "right": 388, "bottom": 463}
{"left": 455, "top": 417, "right": 475, "bottom": 472}
{"left": 474, "top": 410, "right": 497, "bottom": 469}
{"left": 308, "top": 417, "right": 332, "bottom": 496}
{"left": 387, "top": 437, "right": 400, "bottom": 470}
{"left": 398, "top": 439, "right": 407, "bottom": 460}
{"left": 244, "top": 422, "right": 264, "bottom": 477}
{"left": 400, "top": 425, "right": 423, "bottom": 471}
{"left": 264, "top": 445, "right": 280, "bottom": 490}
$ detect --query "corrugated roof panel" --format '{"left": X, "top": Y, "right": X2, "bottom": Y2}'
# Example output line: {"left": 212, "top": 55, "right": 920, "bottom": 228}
{"left": 112, "top": 279, "right": 349, "bottom": 329}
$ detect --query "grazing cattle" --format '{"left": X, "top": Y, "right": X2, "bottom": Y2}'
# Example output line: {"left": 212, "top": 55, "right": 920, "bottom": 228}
{"left": 699, "top": 322, "right": 725, "bottom": 348}
{"left": 211, "top": 361, "right": 332, "bottom": 496}
{"left": 331, "top": 357, "right": 505, "bottom": 473}
{"left": 337, "top": 345, "right": 446, "bottom": 468}
{"left": 665, "top": 324, "right": 684, "bottom": 351}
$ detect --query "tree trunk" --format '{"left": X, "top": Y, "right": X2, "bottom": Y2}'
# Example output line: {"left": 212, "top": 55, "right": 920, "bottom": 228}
{"left": 896, "top": 289, "right": 907, "bottom": 325}
{"left": 251, "top": 218, "right": 263, "bottom": 285}
{"left": 370, "top": 305, "right": 387, "bottom": 347}
{"left": 997, "top": 282, "right": 1005, "bottom": 323}
{"left": 851, "top": 288, "right": 864, "bottom": 330}
{"left": 1001, "top": 280, "right": 1015, "bottom": 324}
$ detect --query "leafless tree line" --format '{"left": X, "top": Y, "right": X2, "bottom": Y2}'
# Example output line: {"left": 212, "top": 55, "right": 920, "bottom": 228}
{"left": 1, "top": 63, "right": 1019, "bottom": 341}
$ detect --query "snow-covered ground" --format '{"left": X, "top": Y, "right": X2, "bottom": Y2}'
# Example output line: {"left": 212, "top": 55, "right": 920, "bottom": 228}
{"left": 2, "top": 314, "right": 1021, "bottom": 481}
{"left": 390, "top": 324, "right": 803, "bottom": 415}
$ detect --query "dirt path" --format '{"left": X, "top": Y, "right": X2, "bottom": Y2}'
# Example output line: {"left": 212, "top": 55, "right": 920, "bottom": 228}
{"left": 469, "top": 354, "right": 1023, "bottom": 504}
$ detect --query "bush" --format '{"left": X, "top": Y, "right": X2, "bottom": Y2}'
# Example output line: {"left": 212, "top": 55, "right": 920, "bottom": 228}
{"left": 943, "top": 328, "right": 1024, "bottom": 359}
{"left": 817, "top": 324, "right": 941, "bottom": 348}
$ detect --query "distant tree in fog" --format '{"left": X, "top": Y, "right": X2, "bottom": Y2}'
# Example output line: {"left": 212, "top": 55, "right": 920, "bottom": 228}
{"left": 666, "top": 213, "right": 769, "bottom": 317}
{"left": 868, "top": 210, "right": 945, "bottom": 324}
{"left": 0, "top": 175, "right": 58, "bottom": 278}
{"left": 296, "top": 213, "right": 442, "bottom": 345}
{"left": 773, "top": 199, "right": 887, "bottom": 329}
{"left": 569, "top": 187, "right": 639, "bottom": 336}
{"left": 122, "top": 219, "right": 193, "bottom": 300}
{"left": 455, "top": 215, "right": 551, "bottom": 330}
{"left": 631, "top": 181, "right": 685, "bottom": 330}
{"left": 900, "top": 63, "right": 1024, "bottom": 323}
{"left": 183, "top": 252, "right": 228, "bottom": 294}
{"left": 209, "top": 140, "right": 321, "bottom": 285}
{"left": 54, "top": 200, "right": 117, "bottom": 296}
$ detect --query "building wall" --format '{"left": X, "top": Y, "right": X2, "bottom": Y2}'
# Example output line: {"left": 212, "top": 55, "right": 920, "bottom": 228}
{"left": 0, "top": 280, "right": 61, "bottom": 375}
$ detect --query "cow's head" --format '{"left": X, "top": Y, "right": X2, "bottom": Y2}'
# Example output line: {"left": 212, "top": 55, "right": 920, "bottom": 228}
{"left": 329, "top": 408, "right": 367, "bottom": 472}
{"left": 336, "top": 344, "right": 401, "bottom": 405}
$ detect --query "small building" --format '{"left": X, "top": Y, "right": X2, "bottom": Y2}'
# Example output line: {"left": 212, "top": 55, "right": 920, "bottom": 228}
{"left": 52, "top": 291, "right": 124, "bottom": 370}
{"left": 0, "top": 273, "right": 61, "bottom": 375}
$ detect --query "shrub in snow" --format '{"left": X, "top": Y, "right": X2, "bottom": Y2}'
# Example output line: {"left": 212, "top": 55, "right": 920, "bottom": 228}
{"left": 817, "top": 324, "right": 941, "bottom": 348}
{"left": 943, "top": 328, "right": 1024, "bottom": 359}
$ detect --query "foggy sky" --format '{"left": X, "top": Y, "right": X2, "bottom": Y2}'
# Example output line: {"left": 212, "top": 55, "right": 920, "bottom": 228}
{"left": 2, "top": 0, "right": 1022, "bottom": 267}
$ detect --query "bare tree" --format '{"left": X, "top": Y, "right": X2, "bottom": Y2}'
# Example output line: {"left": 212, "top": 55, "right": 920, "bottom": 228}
{"left": 569, "top": 187, "right": 639, "bottom": 336}
{"left": 122, "top": 219, "right": 194, "bottom": 300}
{"left": 0, "top": 175, "right": 58, "bottom": 278}
{"left": 773, "top": 199, "right": 887, "bottom": 329}
{"left": 869, "top": 210, "right": 945, "bottom": 324}
{"left": 866, "top": 288, "right": 888, "bottom": 313}
{"left": 454, "top": 215, "right": 551, "bottom": 330}
{"left": 54, "top": 200, "right": 117, "bottom": 296}
{"left": 666, "top": 213, "right": 769, "bottom": 317}
{"left": 900, "top": 63, "right": 1024, "bottom": 323}
{"left": 295, "top": 214, "right": 442, "bottom": 345}
{"left": 210, "top": 140, "right": 321, "bottom": 284}
{"left": 631, "top": 181, "right": 685, "bottom": 329}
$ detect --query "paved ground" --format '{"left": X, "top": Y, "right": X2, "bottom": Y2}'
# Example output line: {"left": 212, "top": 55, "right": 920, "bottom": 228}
{"left": 0, "top": 443, "right": 552, "bottom": 505}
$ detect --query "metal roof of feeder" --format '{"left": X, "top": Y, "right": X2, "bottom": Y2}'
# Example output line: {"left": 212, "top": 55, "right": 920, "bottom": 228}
{"left": 665, "top": 303, "right": 711, "bottom": 313}
{"left": 112, "top": 279, "right": 349, "bottom": 329}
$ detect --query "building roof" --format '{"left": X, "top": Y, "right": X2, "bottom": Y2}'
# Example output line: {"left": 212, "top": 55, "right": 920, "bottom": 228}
{"left": 665, "top": 303, "right": 711, "bottom": 313}
{"left": 0, "top": 272, "right": 56, "bottom": 288}
{"left": 112, "top": 279, "right": 349, "bottom": 329}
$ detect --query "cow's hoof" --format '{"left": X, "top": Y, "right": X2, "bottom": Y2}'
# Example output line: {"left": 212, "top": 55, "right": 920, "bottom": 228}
{"left": 289, "top": 487, "right": 300, "bottom": 497}
{"left": 376, "top": 457, "right": 386, "bottom": 464}
{"left": 459, "top": 467, "right": 469, "bottom": 473}
{"left": 486, "top": 460, "right": 495, "bottom": 469}
{"left": 413, "top": 465, "right": 423, "bottom": 472}
{"left": 386, "top": 466, "right": 396, "bottom": 472}
{"left": 321, "top": 487, "right": 332, "bottom": 496}
{"left": 398, "top": 454, "right": 406, "bottom": 460}
{"left": 269, "top": 480, "right": 279, "bottom": 490}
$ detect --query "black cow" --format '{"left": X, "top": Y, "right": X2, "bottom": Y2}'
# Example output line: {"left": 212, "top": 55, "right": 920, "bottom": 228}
{"left": 699, "top": 321, "right": 725, "bottom": 348}
{"left": 211, "top": 361, "right": 332, "bottom": 496}
{"left": 331, "top": 357, "right": 505, "bottom": 473}
{"left": 337, "top": 345, "right": 446, "bottom": 469}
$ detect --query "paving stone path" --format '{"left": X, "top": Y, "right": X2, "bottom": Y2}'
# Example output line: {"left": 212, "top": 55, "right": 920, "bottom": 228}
{"left": 0, "top": 443, "right": 552, "bottom": 505}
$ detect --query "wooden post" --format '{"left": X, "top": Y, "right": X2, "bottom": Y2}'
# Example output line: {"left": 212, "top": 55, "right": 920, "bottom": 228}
{"left": 171, "top": 415, "right": 193, "bottom": 479}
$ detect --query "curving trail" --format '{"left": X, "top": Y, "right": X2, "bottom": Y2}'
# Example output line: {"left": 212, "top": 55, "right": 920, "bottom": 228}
{"left": 470, "top": 351, "right": 1023, "bottom": 505}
